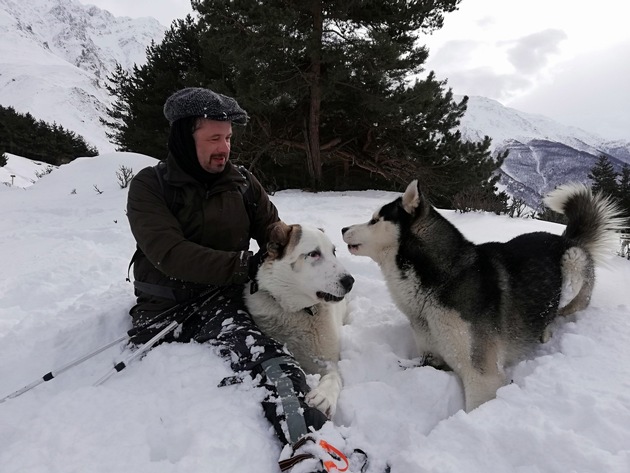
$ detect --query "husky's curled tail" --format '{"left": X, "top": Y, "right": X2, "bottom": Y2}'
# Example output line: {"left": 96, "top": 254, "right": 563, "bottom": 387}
{"left": 544, "top": 183, "right": 626, "bottom": 317}
{"left": 544, "top": 183, "right": 627, "bottom": 265}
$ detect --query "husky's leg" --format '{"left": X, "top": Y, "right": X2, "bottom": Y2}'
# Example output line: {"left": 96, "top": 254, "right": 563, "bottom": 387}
{"left": 459, "top": 338, "right": 506, "bottom": 412}
{"left": 461, "top": 368, "right": 506, "bottom": 412}
{"left": 558, "top": 247, "right": 595, "bottom": 317}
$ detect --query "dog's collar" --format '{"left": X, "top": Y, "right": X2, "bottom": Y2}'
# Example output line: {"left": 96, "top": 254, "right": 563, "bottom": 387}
{"left": 249, "top": 285, "right": 318, "bottom": 316}
{"left": 303, "top": 305, "right": 318, "bottom": 316}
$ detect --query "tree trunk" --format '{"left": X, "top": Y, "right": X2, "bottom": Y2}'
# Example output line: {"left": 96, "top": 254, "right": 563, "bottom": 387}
{"left": 307, "top": 0, "right": 323, "bottom": 188}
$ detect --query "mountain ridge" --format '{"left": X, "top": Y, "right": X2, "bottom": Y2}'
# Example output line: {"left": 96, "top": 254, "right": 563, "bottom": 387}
{"left": 458, "top": 96, "right": 630, "bottom": 207}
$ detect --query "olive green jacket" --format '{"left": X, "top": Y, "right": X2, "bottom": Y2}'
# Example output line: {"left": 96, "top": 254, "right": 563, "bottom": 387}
{"left": 126, "top": 153, "right": 279, "bottom": 313}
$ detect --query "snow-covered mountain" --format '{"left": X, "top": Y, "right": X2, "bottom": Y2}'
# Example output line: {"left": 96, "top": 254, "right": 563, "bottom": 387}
{"left": 459, "top": 96, "right": 630, "bottom": 208}
{"left": 0, "top": 0, "right": 165, "bottom": 152}
{"left": 1, "top": 0, "right": 629, "bottom": 207}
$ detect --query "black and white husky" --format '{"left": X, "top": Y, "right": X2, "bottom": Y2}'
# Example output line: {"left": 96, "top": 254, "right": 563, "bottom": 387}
{"left": 244, "top": 222, "right": 354, "bottom": 418}
{"left": 342, "top": 181, "right": 625, "bottom": 411}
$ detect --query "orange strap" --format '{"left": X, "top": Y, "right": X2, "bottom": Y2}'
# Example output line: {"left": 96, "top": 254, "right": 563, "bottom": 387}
{"left": 320, "top": 440, "right": 349, "bottom": 472}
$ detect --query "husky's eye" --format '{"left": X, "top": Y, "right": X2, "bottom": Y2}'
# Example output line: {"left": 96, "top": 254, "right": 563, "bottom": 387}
{"left": 369, "top": 218, "right": 379, "bottom": 225}
{"left": 307, "top": 250, "right": 321, "bottom": 259}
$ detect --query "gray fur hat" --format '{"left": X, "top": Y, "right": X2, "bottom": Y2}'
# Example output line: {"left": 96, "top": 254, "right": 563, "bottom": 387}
{"left": 163, "top": 87, "right": 248, "bottom": 125}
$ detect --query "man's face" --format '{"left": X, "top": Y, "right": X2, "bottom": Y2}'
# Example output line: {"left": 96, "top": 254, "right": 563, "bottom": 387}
{"left": 193, "top": 119, "right": 232, "bottom": 173}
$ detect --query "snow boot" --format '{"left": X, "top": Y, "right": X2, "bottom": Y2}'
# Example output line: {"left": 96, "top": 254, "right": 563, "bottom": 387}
{"left": 278, "top": 434, "right": 369, "bottom": 473}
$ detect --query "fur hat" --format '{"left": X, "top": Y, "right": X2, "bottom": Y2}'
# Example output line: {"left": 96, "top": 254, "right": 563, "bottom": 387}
{"left": 163, "top": 87, "right": 248, "bottom": 125}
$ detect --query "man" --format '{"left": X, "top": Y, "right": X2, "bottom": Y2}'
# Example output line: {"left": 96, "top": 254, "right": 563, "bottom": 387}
{"left": 126, "top": 87, "right": 352, "bottom": 472}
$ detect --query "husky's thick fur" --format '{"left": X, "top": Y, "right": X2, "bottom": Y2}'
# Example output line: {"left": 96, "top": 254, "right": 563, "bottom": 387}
{"left": 342, "top": 181, "right": 625, "bottom": 411}
{"left": 244, "top": 222, "right": 354, "bottom": 418}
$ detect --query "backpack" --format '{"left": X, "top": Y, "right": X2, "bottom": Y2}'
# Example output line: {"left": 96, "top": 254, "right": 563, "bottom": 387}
{"left": 126, "top": 161, "right": 258, "bottom": 283}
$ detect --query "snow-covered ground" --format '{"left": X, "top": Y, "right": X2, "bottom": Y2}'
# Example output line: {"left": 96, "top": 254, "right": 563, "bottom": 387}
{"left": 1, "top": 153, "right": 629, "bottom": 473}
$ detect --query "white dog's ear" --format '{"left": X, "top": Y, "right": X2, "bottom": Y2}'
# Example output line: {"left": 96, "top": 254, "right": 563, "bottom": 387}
{"left": 401, "top": 180, "right": 421, "bottom": 214}
{"left": 266, "top": 221, "right": 293, "bottom": 258}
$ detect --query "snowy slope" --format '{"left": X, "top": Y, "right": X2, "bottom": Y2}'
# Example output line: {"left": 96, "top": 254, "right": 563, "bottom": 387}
{"left": 459, "top": 96, "right": 610, "bottom": 153}
{"left": 0, "top": 0, "right": 165, "bottom": 152}
{"left": 1, "top": 153, "right": 629, "bottom": 473}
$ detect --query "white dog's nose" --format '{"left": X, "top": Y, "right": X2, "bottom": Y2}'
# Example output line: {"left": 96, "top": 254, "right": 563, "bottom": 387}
{"left": 340, "top": 274, "right": 354, "bottom": 292}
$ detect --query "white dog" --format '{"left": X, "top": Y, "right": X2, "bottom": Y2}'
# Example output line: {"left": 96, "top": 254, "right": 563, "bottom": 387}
{"left": 244, "top": 222, "right": 354, "bottom": 418}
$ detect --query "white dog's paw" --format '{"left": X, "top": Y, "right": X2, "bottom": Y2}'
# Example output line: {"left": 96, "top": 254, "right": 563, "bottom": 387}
{"left": 305, "top": 373, "right": 342, "bottom": 418}
{"left": 306, "top": 388, "right": 336, "bottom": 418}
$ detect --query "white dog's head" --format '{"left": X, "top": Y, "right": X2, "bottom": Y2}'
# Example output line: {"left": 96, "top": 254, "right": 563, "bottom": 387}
{"left": 257, "top": 222, "right": 354, "bottom": 312}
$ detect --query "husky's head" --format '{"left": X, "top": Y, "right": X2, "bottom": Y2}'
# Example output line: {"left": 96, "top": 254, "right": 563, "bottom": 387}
{"left": 257, "top": 222, "right": 354, "bottom": 312}
{"left": 341, "top": 180, "right": 430, "bottom": 262}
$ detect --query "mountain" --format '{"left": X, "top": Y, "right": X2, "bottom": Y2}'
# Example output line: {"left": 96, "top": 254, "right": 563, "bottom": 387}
{"left": 1, "top": 0, "right": 628, "bottom": 207}
{"left": 459, "top": 96, "right": 630, "bottom": 208}
{"left": 0, "top": 0, "right": 165, "bottom": 152}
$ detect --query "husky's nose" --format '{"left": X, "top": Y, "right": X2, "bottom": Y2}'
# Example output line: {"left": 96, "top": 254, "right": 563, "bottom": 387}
{"left": 340, "top": 274, "right": 355, "bottom": 292}
{"left": 341, "top": 227, "right": 349, "bottom": 235}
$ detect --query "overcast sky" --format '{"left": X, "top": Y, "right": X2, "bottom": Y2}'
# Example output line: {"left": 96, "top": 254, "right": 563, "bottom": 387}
{"left": 86, "top": 0, "right": 630, "bottom": 141}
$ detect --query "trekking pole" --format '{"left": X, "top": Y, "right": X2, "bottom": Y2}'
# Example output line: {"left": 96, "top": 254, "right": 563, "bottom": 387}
{"left": 93, "top": 320, "right": 180, "bottom": 386}
{"left": 0, "top": 334, "right": 128, "bottom": 404}
{"left": 93, "top": 287, "right": 222, "bottom": 387}
{"left": 0, "top": 288, "right": 217, "bottom": 404}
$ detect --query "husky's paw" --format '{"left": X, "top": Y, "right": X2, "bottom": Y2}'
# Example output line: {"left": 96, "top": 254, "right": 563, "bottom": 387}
{"left": 398, "top": 357, "right": 426, "bottom": 369}
{"left": 305, "top": 373, "right": 341, "bottom": 418}
{"left": 399, "top": 353, "right": 452, "bottom": 371}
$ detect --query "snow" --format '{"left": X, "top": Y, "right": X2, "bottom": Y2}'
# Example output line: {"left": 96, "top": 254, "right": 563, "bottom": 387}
{"left": 1, "top": 153, "right": 630, "bottom": 473}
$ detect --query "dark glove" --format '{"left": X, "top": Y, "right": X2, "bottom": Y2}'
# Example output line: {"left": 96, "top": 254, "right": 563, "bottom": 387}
{"left": 247, "top": 248, "right": 267, "bottom": 281}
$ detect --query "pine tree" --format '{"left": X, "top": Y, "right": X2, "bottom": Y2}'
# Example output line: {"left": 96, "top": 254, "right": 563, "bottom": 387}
{"left": 588, "top": 155, "right": 618, "bottom": 199}
{"left": 192, "top": 0, "right": 498, "bottom": 196}
{"left": 102, "top": 17, "right": 210, "bottom": 159}
{"left": 0, "top": 105, "right": 97, "bottom": 165}
{"left": 618, "top": 164, "right": 630, "bottom": 219}
{"left": 104, "top": 1, "right": 503, "bottom": 207}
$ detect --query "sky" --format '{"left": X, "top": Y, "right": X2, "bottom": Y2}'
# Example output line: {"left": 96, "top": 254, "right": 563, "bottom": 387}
{"left": 1, "top": 152, "right": 630, "bottom": 472}
{"left": 84, "top": 0, "right": 630, "bottom": 141}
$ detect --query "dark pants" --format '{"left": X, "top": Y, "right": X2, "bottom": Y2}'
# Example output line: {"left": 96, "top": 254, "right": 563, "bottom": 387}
{"left": 130, "top": 285, "right": 327, "bottom": 445}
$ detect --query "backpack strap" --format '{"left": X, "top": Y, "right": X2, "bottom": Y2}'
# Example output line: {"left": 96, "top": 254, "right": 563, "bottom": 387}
{"left": 236, "top": 165, "right": 258, "bottom": 227}
{"left": 126, "top": 161, "right": 175, "bottom": 282}
{"left": 154, "top": 160, "right": 178, "bottom": 213}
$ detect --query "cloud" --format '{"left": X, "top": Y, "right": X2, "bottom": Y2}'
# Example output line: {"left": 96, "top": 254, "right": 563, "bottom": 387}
{"left": 426, "top": 40, "right": 479, "bottom": 70}
{"left": 426, "top": 29, "right": 571, "bottom": 103}
{"left": 437, "top": 67, "right": 530, "bottom": 99}
{"left": 507, "top": 40, "right": 630, "bottom": 140}
{"left": 505, "top": 29, "right": 568, "bottom": 74}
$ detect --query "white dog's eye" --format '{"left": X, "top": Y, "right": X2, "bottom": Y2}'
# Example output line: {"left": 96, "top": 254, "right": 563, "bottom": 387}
{"left": 369, "top": 218, "right": 379, "bottom": 225}
{"left": 307, "top": 250, "right": 321, "bottom": 259}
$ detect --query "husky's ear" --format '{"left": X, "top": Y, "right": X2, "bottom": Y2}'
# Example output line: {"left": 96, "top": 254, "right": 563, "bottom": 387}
{"left": 401, "top": 179, "right": 430, "bottom": 216}
{"left": 401, "top": 180, "right": 422, "bottom": 214}
{"left": 266, "top": 221, "right": 293, "bottom": 258}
